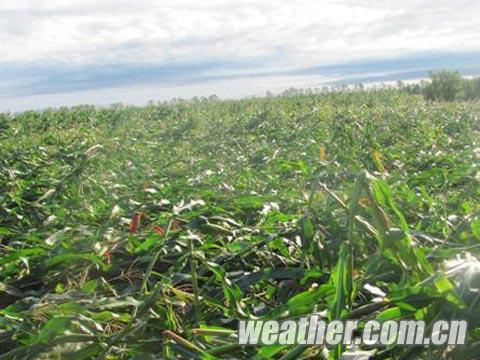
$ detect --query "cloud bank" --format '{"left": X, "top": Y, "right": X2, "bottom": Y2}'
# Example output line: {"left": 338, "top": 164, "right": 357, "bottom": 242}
{"left": 1, "top": 0, "right": 479, "bottom": 110}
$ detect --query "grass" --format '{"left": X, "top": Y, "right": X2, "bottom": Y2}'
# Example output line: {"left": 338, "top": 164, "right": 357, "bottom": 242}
{"left": 0, "top": 89, "right": 480, "bottom": 359}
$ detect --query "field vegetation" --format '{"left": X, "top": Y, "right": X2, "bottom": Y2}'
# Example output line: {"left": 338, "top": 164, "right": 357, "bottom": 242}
{"left": 1, "top": 80, "right": 480, "bottom": 359}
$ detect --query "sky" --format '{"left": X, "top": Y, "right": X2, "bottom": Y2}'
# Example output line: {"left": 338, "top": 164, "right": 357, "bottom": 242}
{"left": 1, "top": 0, "right": 480, "bottom": 111}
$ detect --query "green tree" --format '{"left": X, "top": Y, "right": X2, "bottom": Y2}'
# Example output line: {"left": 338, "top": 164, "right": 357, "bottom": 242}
{"left": 424, "top": 70, "right": 463, "bottom": 101}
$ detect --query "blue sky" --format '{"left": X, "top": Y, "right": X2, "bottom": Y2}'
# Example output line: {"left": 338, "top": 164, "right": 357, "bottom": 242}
{"left": 1, "top": 0, "right": 479, "bottom": 111}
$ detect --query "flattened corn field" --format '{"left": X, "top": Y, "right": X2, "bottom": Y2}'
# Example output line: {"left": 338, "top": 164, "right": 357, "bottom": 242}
{"left": 1, "top": 90, "right": 480, "bottom": 359}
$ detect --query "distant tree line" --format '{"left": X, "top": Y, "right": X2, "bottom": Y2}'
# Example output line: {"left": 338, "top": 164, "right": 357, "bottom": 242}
{"left": 278, "top": 71, "right": 480, "bottom": 102}
{"left": 402, "top": 70, "right": 480, "bottom": 102}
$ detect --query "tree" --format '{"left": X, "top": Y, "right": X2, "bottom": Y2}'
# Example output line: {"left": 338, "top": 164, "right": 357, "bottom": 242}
{"left": 423, "top": 70, "right": 463, "bottom": 101}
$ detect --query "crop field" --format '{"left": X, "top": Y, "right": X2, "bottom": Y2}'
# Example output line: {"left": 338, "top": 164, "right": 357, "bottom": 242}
{"left": 1, "top": 89, "right": 480, "bottom": 359}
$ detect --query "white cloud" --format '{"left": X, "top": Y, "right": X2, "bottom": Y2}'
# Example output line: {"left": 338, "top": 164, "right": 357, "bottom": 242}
{"left": 0, "top": 0, "right": 479, "bottom": 111}
{"left": 0, "top": 0, "right": 479, "bottom": 68}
